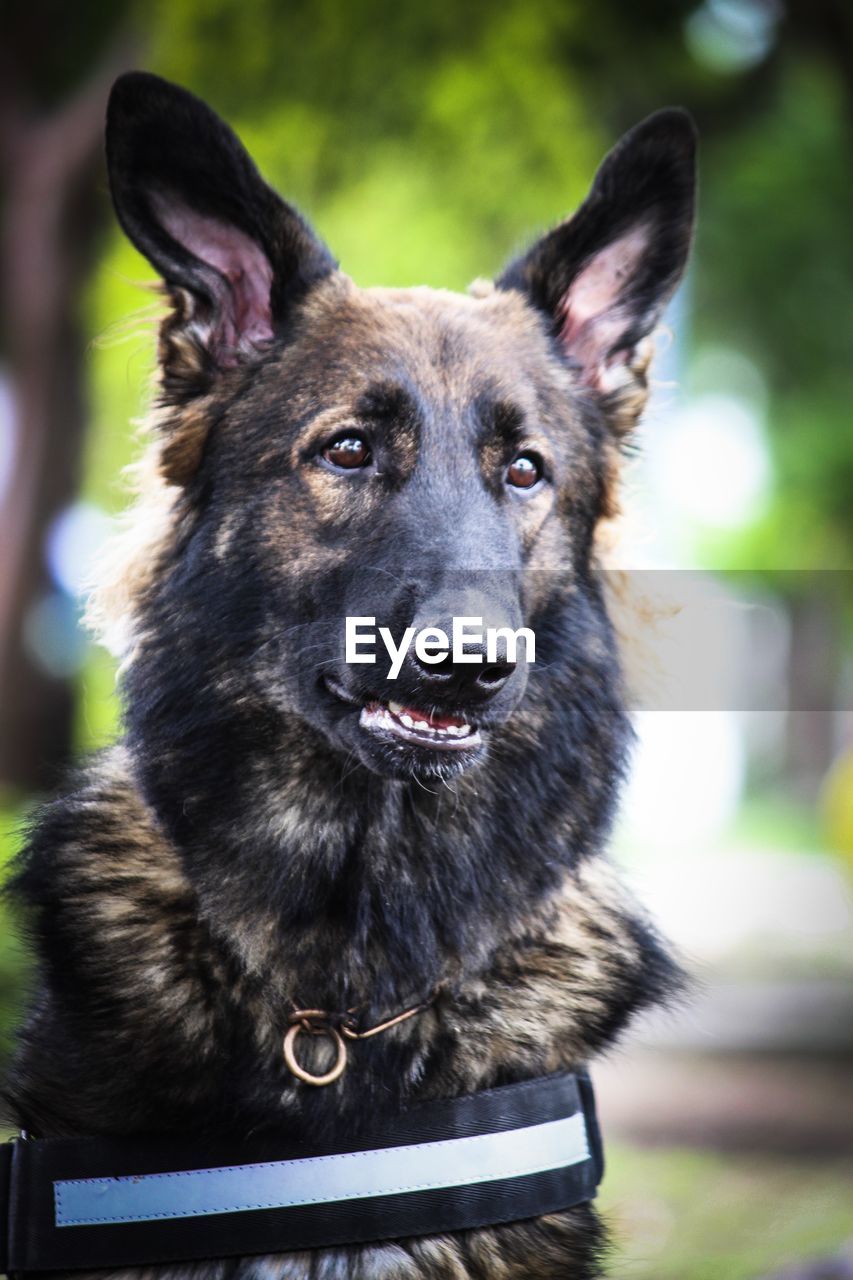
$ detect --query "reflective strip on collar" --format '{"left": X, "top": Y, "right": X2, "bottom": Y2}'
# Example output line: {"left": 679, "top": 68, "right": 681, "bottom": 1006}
{"left": 0, "top": 1071, "right": 604, "bottom": 1272}
{"left": 55, "top": 1112, "right": 589, "bottom": 1227}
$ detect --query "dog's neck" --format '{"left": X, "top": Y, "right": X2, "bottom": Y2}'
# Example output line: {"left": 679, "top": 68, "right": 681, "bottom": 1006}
{"left": 125, "top": 673, "right": 632, "bottom": 1021}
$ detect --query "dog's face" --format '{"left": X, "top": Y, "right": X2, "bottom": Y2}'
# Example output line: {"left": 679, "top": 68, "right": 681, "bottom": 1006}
{"left": 106, "top": 74, "right": 695, "bottom": 787}
{"left": 170, "top": 280, "right": 606, "bottom": 784}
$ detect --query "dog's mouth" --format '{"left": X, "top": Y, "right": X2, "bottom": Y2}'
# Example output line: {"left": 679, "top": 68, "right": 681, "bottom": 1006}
{"left": 325, "top": 678, "right": 482, "bottom": 753}
{"left": 361, "top": 700, "right": 481, "bottom": 751}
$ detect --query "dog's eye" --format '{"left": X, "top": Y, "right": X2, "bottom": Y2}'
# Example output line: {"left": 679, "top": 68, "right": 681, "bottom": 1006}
{"left": 323, "top": 433, "right": 371, "bottom": 470}
{"left": 506, "top": 452, "right": 543, "bottom": 490}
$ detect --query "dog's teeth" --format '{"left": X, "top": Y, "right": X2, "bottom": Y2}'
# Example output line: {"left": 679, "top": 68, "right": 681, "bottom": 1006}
{"left": 401, "top": 714, "right": 415, "bottom": 728}
{"left": 388, "top": 701, "right": 403, "bottom": 715}
{"left": 414, "top": 720, "right": 430, "bottom": 730}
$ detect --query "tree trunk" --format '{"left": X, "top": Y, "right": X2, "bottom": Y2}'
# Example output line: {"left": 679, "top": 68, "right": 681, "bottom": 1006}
{"left": 784, "top": 589, "right": 842, "bottom": 801}
{"left": 0, "top": 51, "right": 130, "bottom": 793}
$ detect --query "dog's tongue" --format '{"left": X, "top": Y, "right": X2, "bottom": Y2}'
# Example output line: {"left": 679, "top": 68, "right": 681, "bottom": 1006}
{"left": 397, "top": 704, "right": 467, "bottom": 730}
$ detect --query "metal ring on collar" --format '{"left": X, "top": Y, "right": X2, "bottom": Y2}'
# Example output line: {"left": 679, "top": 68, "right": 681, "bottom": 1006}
{"left": 283, "top": 1011, "right": 348, "bottom": 1086}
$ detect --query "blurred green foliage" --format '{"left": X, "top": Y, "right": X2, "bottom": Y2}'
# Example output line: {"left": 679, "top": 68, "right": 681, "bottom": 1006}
{"left": 0, "top": 804, "right": 32, "bottom": 1060}
{"left": 601, "top": 1141, "right": 853, "bottom": 1279}
{"left": 696, "top": 58, "right": 853, "bottom": 571}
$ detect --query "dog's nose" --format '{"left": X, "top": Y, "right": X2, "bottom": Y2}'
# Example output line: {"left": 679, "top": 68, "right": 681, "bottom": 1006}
{"left": 409, "top": 635, "right": 515, "bottom": 699}
{"left": 400, "top": 590, "right": 525, "bottom": 703}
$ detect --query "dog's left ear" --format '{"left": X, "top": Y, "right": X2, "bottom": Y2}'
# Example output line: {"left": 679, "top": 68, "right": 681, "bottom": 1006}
{"left": 106, "top": 72, "right": 336, "bottom": 388}
{"left": 497, "top": 109, "right": 696, "bottom": 432}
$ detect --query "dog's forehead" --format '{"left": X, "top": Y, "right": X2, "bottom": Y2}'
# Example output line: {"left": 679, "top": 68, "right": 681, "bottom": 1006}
{"left": 283, "top": 275, "right": 569, "bottom": 412}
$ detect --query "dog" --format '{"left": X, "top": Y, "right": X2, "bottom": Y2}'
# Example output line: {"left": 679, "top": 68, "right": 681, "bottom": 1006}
{"left": 3, "top": 72, "right": 695, "bottom": 1278}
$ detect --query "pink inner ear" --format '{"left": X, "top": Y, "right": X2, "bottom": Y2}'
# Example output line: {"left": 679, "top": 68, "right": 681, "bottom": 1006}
{"left": 153, "top": 195, "right": 273, "bottom": 362}
{"left": 558, "top": 223, "right": 651, "bottom": 387}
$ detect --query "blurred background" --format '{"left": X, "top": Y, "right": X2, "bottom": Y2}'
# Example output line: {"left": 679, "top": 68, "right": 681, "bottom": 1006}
{"left": 1, "top": 0, "right": 851, "bottom": 1275}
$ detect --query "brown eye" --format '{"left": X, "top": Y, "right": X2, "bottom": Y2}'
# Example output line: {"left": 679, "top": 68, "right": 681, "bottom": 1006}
{"left": 506, "top": 452, "right": 543, "bottom": 489}
{"left": 323, "top": 433, "right": 371, "bottom": 470}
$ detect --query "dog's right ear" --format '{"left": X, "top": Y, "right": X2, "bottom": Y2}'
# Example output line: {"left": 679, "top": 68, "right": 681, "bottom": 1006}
{"left": 497, "top": 109, "right": 696, "bottom": 437}
{"left": 106, "top": 72, "right": 336, "bottom": 396}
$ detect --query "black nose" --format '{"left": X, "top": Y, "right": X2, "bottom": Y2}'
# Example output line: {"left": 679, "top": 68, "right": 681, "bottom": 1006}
{"left": 398, "top": 591, "right": 526, "bottom": 704}
{"left": 409, "top": 637, "right": 515, "bottom": 699}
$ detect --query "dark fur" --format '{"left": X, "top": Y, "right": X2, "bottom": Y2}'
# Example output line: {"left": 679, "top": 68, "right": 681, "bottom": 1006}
{"left": 4, "top": 73, "right": 696, "bottom": 1278}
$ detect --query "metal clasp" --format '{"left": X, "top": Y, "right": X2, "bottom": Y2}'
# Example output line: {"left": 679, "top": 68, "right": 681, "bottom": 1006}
{"left": 283, "top": 1010, "right": 348, "bottom": 1086}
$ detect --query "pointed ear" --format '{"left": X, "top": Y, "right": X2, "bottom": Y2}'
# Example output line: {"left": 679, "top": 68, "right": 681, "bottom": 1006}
{"left": 497, "top": 109, "right": 696, "bottom": 430}
{"left": 106, "top": 72, "right": 336, "bottom": 390}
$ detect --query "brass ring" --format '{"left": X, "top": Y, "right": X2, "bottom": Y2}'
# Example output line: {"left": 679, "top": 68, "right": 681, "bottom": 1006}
{"left": 283, "top": 1020, "right": 347, "bottom": 1086}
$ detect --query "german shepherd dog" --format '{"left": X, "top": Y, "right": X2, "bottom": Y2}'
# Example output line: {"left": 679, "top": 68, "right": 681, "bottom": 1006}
{"left": 4, "top": 73, "right": 695, "bottom": 1278}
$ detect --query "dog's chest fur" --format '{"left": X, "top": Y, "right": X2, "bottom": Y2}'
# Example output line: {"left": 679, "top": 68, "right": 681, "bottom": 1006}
{"left": 6, "top": 746, "right": 676, "bottom": 1279}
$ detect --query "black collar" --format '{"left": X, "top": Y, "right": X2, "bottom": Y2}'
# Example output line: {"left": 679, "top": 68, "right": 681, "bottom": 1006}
{"left": 0, "top": 1071, "right": 603, "bottom": 1274}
